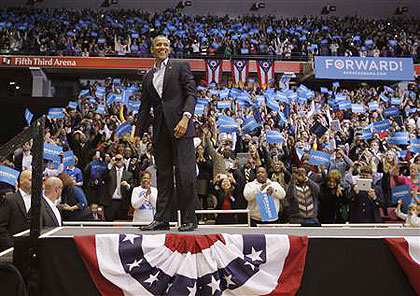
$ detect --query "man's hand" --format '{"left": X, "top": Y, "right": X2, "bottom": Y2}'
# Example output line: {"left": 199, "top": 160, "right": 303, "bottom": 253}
{"left": 368, "top": 189, "right": 376, "bottom": 200}
{"left": 174, "top": 115, "right": 189, "bottom": 138}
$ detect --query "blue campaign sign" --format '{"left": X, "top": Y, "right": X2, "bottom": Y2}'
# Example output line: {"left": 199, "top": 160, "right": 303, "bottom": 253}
{"left": 197, "top": 97, "right": 210, "bottom": 106}
{"left": 67, "top": 101, "right": 78, "bottom": 109}
{"left": 391, "top": 97, "right": 401, "bottom": 105}
{"left": 256, "top": 193, "right": 278, "bottom": 222}
{"left": 0, "top": 165, "right": 20, "bottom": 186}
{"left": 241, "top": 116, "right": 259, "bottom": 134}
{"left": 388, "top": 132, "right": 409, "bottom": 145}
{"left": 373, "top": 120, "right": 390, "bottom": 132}
{"left": 308, "top": 150, "right": 331, "bottom": 167}
{"left": 361, "top": 128, "right": 373, "bottom": 140}
{"left": 194, "top": 104, "right": 205, "bottom": 115}
{"left": 25, "top": 108, "right": 33, "bottom": 125}
{"left": 383, "top": 107, "right": 399, "bottom": 118}
{"left": 47, "top": 108, "right": 64, "bottom": 119}
{"left": 63, "top": 150, "right": 75, "bottom": 167}
{"left": 409, "top": 139, "right": 420, "bottom": 153}
{"left": 351, "top": 104, "right": 365, "bottom": 114}
{"left": 96, "top": 104, "right": 105, "bottom": 115}
{"left": 44, "top": 143, "right": 63, "bottom": 161}
{"left": 115, "top": 121, "right": 132, "bottom": 135}
{"left": 216, "top": 100, "right": 232, "bottom": 109}
{"left": 266, "top": 130, "right": 284, "bottom": 144}
{"left": 391, "top": 185, "right": 411, "bottom": 213}
{"left": 368, "top": 101, "right": 379, "bottom": 111}
{"left": 218, "top": 123, "right": 238, "bottom": 134}
{"left": 338, "top": 101, "right": 351, "bottom": 111}
{"left": 380, "top": 94, "right": 389, "bottom": 103}
{"left": 314, "top": 56, "right": 414, "bottom": 81}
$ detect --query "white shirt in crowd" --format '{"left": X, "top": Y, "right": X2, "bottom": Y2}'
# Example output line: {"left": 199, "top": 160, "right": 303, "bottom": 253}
{"left": 22, "top": 152, "right": 33, "bottom": 171}
{"left": 131, "top": 186, "right": 157, "bottom": 223}
{"left": 112, "top": 167, "right": 124, "bottom": 200}
{"left": 43, "top": 195, "right": 62, "bottom": 227}
{"left": 19, "top": 189, "right": 31, "bottom": 213}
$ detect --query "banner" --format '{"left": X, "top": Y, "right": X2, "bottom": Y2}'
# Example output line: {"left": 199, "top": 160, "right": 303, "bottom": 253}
{"left": 96, "top": 104, "right": 105, "bottom": 115}
{"left": 314, "top": 56, "right": 414, "bottom": 81}
{"left": 361, "top": 128, "right": 373, "bottom": 140}
{"left": 24, "top": 108, "right": 33, "bottom": 125}
{"left": 256, "top": 193, "right": 278, "bottom": 222}
{"left": 373, "top": 120, "right": 391, "bottom": 132}
{"left": 391, "top": 185, "right": 411, "bottom": 212}
{"left": 115, "top": 121, "right": 132, "bottom": 135}
{"left": 205, "top": 59, "right": 223, "bottom": 85}
{"left": 74, "top": 234, "right": 308, "bottom": 296}
{"left": 388, "top": 132, "right": 409, "bottom": 145}
{"left": 256, "top": 60, "right": 275, "bottom": 87}
{"left": 409, "top": 139, "right": 420, "bottom": 153}
{"left": 383, "top": 107, "right": 400, "bottom": 118}
{"left": 63, "top": 150, "right": 75, "bottom": 167}
{"left": 308, "top": 150, "right": 331, "bottom": 167}
{"left": 231, "top": 59, "right": 249, "bottom": 84}
{"left": 0, "top": 165, "right": 20, "bottom": 186}
{"left": 241, "top": 116, "right": 259, "bottom": 134}
{"left": 351, "top": 104, "right": 365, "bottom": 114}
{"left": 216, "top": 100, "right": 232, "bottom": 110}
{"left": 44, "top": 143, "right": 63, "bottom": 161}
{"left": 218, "top": 116, "right": 239, "bottom": 133}
{"left": 266, "top": 130, "right": 284, "bottom": 144}
{"left": 67, "top": 101, "right": 78, "bottom": 109}
{"left": 47, "top": 108, "right": 64, "bottom": 119}
{"left": 368, "top": 101, "right": 379, "bottom": 111}
{"left": 194, "top": 104, "right": 205, "bottom": 115}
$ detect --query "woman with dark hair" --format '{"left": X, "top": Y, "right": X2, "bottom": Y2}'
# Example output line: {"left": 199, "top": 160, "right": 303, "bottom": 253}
{"left": 131, "top": 170, "right": 157, "bottom": 223}
{"left": 57, "top": 173, "right": 92, "bottom": 221}
{"left": 211, "top": 173, "right": 238, "bottom": 224}
{"left": 196, "top": 144, "right": 212, "bottom": 210}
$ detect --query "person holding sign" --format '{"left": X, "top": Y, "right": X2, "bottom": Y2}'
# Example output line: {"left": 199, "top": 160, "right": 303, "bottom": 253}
{"left": 243, "top": 167, "right": 285, "bottom": 226}
{"left": 135, "top": 35, "right": 198, "bottom": 232}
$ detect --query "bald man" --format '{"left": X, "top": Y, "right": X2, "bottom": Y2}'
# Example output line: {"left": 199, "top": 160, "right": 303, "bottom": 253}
{"left": 0, "top": 170, "right": 32, "bottom": 249}
{"left": 40, "top": 177, "right": 63, "bottom": 227}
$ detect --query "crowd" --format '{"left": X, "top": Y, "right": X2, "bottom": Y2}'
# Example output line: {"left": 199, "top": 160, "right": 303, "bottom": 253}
{"left": 0, "top": 7, "right": 419, "bottom": 60}
{"left": 0, "top": 73, "right": 419, "bottom": 240}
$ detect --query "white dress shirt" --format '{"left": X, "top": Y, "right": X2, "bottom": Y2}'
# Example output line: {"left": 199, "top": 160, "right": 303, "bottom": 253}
{"left": 112, "top": 168, "right": 124, "bottom": 200}
{"left": 22, "top": 152, "right": 33, "bottom": 171}
{"left": 152, "top": 57, "right": 168, "bottom": 98}
{"left": 19, "top": 189, "right": 31, "bottom": 213}
{"left": 43, "top": 196, "right": 62, "bottom": 226}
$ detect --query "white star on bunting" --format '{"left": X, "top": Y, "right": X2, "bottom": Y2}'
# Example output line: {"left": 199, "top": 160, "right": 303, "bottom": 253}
{"left": 144, "top": 271, "right": 160, "bottom": 285}
{"left": 207, "top": 276, "right": 220, "bottom": 295}
{"left": 225, "top": 273, "right": 236, "bottom": 287}
{"left": 246, "top": 247, "right": 263, "bottom": 262}
{"left": 127, "top": 259, "right": 142, "bottom": 272}
{"left": 244, "top": 261, "right": 255, "bottom": 271}
{"left": 187, "top": 282, "right": 197, "bottom": 296}
{"left": 122, "top": 234, "right": 137, "bottom": 244}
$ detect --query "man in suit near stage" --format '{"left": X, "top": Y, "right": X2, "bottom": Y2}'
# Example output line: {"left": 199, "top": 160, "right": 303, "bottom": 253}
{"left": 41, "top": 177, "right": 63, "bottom": 227}
{"left": 101, "top": 154, "right": 133, "bottom": 221}
{"left": 13, "top": 142, "right": 33, "bottom": 172}
{"left": 0, "top": 170, "right": 32, "bottom": 249}
{"left": 136, "top": 35, "right": 199, "bottom": 232}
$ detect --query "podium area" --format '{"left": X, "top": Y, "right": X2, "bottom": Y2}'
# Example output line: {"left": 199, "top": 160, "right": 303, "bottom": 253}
{"left": 30, "top": 225, "right": 419, "bottom": 296}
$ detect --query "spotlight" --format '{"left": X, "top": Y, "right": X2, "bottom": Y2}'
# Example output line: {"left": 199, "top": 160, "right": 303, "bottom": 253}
{"left": 250, "top": 2, "right": 265, "bottom": 11}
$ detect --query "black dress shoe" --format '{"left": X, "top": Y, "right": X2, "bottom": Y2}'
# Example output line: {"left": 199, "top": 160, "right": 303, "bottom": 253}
{"left": 178, "top": 222, "right": 198, "bottom": 232}
{"left": 140, "top": 220, "right": 170, "bottom": 231}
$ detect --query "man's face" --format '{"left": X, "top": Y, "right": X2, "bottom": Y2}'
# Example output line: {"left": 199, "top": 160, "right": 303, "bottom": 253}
{"left": 222, "top": 147, "right": 232, "bottom": 159}
{"left": 124, "top": 147, "right": 132, "bottom": 158}
{"left": 22, "top": 142, "right": 31, "bottom": 152}
{"left": 115, "top": 155, "right": 125, "bottom": 169}
{"left": 20, "top": 171, "right": 32, "bottom": 193}
{"left": 151, "top": 37, "right": 171, "bottom": 61}
{"left": 256, "top": 168, "right": 267, "bottom": 183}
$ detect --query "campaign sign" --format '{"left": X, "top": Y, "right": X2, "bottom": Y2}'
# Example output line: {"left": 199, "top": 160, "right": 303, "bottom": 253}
{"left": 266, "top": 130, "right": 284, "bottom": 144}
{"left": 314, "top": 56, "right": 414, "bottom": 81}
{"left": 115, "top": 121, "right": 132, "bottom": 135}
{"left": 194, "top": 104, "right": 205, "bottom": 115}
{"left": 67, "top": 101, "right": 78, "bottom": 109}
{"left": 0, "top": 165, "right": 20, "bottom": 186}
{"left": 373, "top": 120, "right": 390, "bottom": 132}
{"left": 383, "top": 107, "right": 399, "bottom": 118}
{"left": 44, "top": 143, "right": 63, "bottom": 161}
{"left": 351, "top": 104, "right": 365, "bottom": 114}
{"left": 63, "top": 150, "right": 75, "bottom": 167}
{"left": 47, "top": 108, "right": 64, "bottom": 119}
{"left": 361, "top": 128, "right": 373, "bottom": 140}
{"left": 96, "top": 104, "right": 105, "bottom": 115}
{"left": 25, "top": 108, "right": 33, "bottom": 125}
{"left": 256, "top": 193, "right": 278, "bottom": 222}
{"left": 409, "top": 139, "right": 420, "bottom": 153}
{"left": 388, "top": 132, "right": 409, "bottom": 145}
{"left": 216, "top": 101, "right": 232, "bottom": 110}
{"left": 391, "top": 184, "right": 411, "bottom": 213}
{"left": 218, "top": 123, "right": 238, "bottom": 134}
{"left": 241, "top": 116, "right": 259, "bottom": 134}
{"left": 368, "top": 101, "right": 379, "bottom": 111}
{"left": 308, "top": 150, "right": 331, "bottom": 167}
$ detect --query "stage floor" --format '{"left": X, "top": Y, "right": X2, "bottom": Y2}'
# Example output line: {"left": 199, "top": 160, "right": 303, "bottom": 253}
{"left": 40, "top": 225, "right": 420, "bottom": 238}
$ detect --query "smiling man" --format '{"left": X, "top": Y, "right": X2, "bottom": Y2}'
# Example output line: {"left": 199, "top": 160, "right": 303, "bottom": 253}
{"left": 136, "top": 35, "right": 199, "bottom": 232}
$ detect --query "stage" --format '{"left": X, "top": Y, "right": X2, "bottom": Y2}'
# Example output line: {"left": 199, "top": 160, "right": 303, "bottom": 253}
{"left": 29, "top": 225, "right": 419, "bottom": 296}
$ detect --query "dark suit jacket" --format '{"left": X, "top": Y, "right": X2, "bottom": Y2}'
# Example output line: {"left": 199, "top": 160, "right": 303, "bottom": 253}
{"left": 0, "top": 192, "right": 29, "bottom": 249}
{"left": 13, "top": 153, "right": 24, "bottom": 172}
{"left": 101, "top": 167, "right": 133, "bottom": 209}
{"left": 135, "top": 59, "right": 196, "bottom": 142}
{"left": 40, "top": 197, "right": 60, "bottom": 228}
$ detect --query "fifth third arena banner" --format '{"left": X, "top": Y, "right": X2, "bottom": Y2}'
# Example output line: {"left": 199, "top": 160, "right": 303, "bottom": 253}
{"left": 74, "top": 233, "right": 308, "bottom": 296}
{"left": 205, "top": 59, "right": 223, "bottom": 86}
{"left": 257, "top": 60, "right": 275, "bottom": 87}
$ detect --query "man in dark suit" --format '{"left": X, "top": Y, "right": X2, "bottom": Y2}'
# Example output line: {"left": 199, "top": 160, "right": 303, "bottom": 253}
{"left": 13, "top": 142, "right": 33, "bottom": 172}
{"left": 0, "top": 170, "right": 32, "bottom": 249}
{"left": 40, "top": 177, "right": 63, "bottom": 228}
{"left": 101, "top": 154, "right": 133, "bottom": 221}
{"left": 136, "top": 35, "right": 199, "bottom": 231}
